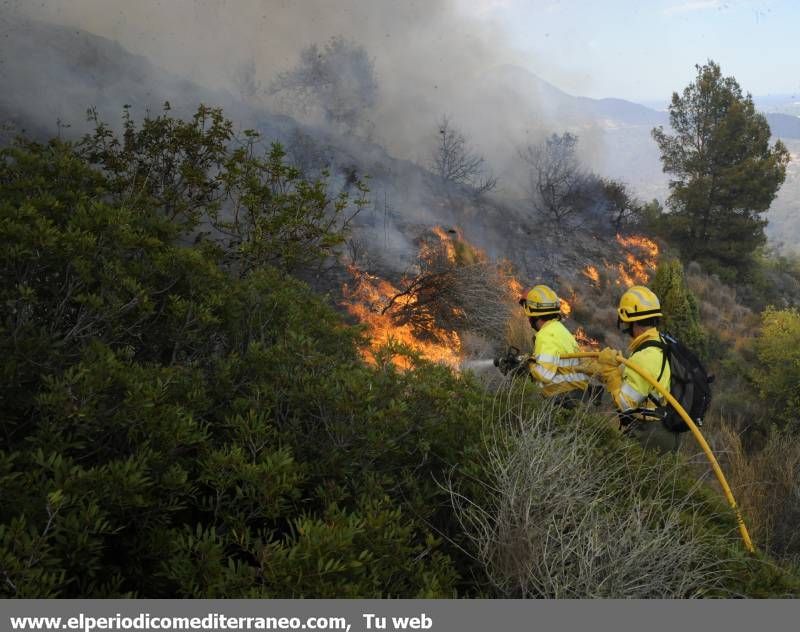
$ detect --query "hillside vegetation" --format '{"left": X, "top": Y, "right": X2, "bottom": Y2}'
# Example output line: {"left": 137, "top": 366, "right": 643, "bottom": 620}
{"left": 0, "top": 120, "right": 487, "bottom": 597}
{"left": 2, "top": 105, "right": 800, "bottom": 598}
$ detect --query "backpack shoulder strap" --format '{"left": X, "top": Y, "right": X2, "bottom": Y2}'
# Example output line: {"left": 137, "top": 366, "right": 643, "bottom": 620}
{"left": 636, "top": 338, "right": 669, "bottom": 409}
{"left": 633, "top": 337, "right": 668, "bottom": 382}
{"left": 635, "top": 340, "right": 663, "bottom": 352}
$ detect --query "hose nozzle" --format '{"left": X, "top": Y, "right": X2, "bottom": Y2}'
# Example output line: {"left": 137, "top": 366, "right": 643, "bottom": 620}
{"left": 494, "top": 346, "right": 528, "bottom": 376}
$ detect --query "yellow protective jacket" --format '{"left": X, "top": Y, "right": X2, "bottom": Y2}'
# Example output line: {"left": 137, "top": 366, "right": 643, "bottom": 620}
{"left": 528, "top": 319, "right": 589, "bottom": 397}
{"left": 610, "top": 327, "right": 671, "bottom": 413}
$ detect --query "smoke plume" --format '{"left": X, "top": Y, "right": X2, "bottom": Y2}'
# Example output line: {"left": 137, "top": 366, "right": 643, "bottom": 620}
{"left": 2, "top": 1, "right": 612, "bottom": 177}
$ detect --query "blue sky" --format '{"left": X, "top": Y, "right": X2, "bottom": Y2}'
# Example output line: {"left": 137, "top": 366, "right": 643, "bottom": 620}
{"left": 456, "top": 0, "right": 800, "bottom": 103}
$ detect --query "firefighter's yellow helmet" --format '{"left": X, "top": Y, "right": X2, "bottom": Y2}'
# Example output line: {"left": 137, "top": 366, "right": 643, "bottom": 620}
{"left": 520, "top": 284, "right": 562, "bottom": 318}
{"left": 617, "top": 286, "right": 663, "bottom": 323}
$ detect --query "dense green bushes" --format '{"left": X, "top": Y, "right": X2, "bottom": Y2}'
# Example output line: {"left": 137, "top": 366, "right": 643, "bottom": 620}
{"left": 0, "top": 121, "right": 488, "bottom": 597}
{"left": 3, "top": 107, "right": 799, "bottom": 598}
{"left": 0, "top": 264, "right": 488, "bottom": 595}
{"left": 751, "top": 307, "right": 800, "bottom": 429}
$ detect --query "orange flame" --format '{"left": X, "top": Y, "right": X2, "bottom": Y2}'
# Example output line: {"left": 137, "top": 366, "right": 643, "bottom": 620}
{"left": 427, "top": 225, "right": 488, "bottom": 266}
{"left": 575, "top": 326, "right": 601, "bottom": 349}
{"left": 614, "top": 234, "right": 659, "bottom": 287}
{"left": 507, "top": 276, "right": 524, "bottom": 298}
{"left": 342, "top": 264, "right": 461, "bottom": 369}
{"left": 560, "top": 298, "right": 572, "bottom": 316}
{"left": 430, "top": 226, "right": 458, "bottom": 263}
{"left": 583, "top": 265, "right": 600, "bottom": 286}
{"left": 341, "top": 225, "right": 494, "bottom": 369}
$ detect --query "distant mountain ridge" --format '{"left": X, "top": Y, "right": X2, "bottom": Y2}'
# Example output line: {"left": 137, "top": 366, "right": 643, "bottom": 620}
{"left": 488, "top": 64, "right": 800, "bottom": 138}
{"left": 483, "top": 64, "right": 668, "bottom": 128}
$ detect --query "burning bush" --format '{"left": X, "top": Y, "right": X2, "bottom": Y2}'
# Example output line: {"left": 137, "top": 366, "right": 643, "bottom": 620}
{"left": 385, "top": 234, "right": 516, "bottom": 339}
{"left": 342, "top": 227, "right": 520, "bottom": 367}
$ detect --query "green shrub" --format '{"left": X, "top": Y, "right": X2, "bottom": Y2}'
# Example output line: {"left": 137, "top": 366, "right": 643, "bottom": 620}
{"left": 651, "top": 259, "right": 707, "bottom": 357}
{"left": 0, "top": 127, "right": 488, "bottom": 597}
{"left": 751, "top": 307, "right": 800, "bottom": 428}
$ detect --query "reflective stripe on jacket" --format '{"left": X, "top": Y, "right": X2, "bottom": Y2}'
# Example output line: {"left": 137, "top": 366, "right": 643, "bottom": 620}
{"left": 612, "top": 327, "right": 671, "bottom": 412}
{"left": 529, "top": 319, "right": 589, "bottom": 397}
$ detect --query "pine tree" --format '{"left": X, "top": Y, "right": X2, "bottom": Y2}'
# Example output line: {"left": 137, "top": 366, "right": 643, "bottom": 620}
{"left": 652, "top": 61, "right": 789, "bottom": 276}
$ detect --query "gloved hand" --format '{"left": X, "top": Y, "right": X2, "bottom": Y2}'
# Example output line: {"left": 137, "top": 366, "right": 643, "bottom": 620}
{"left": 597, "top": 347, "right": 621, "bottom": 367}
{"left": 579, "top": 348, "right": 620, "bottom": 376}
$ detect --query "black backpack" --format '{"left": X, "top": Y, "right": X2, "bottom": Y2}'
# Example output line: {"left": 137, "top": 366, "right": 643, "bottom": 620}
{"left": 636, "top": 333, "right": 714, "bottom": 433}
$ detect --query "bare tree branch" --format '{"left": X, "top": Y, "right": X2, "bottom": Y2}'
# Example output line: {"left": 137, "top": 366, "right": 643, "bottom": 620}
{"left": 431, "top": 116, "right": 497, "bottom": 197}
{"left": 521, "top": 132, "right": 589, "bottom": 231}
{"left": 269, "top": 37, "right": 378, "bottom": 135}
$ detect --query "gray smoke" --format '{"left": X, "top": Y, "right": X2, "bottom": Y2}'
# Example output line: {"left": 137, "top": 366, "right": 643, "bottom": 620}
{"left": 1, "top": 0, "right": 656, "bottom": 279}
{"left": 2, "top": 1, "right": 611, "bottom": 179}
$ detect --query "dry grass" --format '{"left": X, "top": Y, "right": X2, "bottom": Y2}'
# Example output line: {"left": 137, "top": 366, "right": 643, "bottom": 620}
{"left": 699, "top": 420, "right": 800, "bottom": 563}
{"left": 682, "top": 263, "right": 764, "bottom": 430}
{"left": 449, "top": 388, "right": 732, "bottom": 597}
{"left": 505, "top": 310, "right": 532, "bottom": 353}
{"left": 686, "top": 264, "right": 757, "bottom": 347}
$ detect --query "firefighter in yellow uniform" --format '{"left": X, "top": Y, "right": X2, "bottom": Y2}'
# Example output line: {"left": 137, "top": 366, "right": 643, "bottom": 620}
{"left": 594, "top": 286, "right": 679, "bottom": 454}
{"left": 520, "top": 285, "right": 590, "bottom": 407}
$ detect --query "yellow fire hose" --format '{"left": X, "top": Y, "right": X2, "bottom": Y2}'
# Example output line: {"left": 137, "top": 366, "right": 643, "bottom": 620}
{"left": 561, "top": 350, "right": 755, "bottom": 554}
